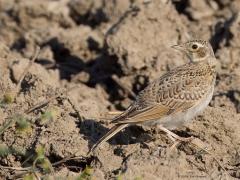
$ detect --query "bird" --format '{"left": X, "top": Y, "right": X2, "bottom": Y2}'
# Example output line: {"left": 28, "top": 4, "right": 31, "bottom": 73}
{"left": 89, "top": 39, "right": 217, "bottom": 153}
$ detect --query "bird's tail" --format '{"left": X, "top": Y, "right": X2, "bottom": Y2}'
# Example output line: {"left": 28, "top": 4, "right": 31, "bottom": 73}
{"left": 89, "top": 124, "right": 128, "bottom": 154}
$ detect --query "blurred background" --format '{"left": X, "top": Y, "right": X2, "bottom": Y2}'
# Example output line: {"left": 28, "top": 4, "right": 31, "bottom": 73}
{"left": 0, "top": 0, "right": 240, "bottom": 179}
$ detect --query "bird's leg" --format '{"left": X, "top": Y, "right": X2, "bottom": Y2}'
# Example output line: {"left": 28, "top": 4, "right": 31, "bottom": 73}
{"left": 157, "top": 125, "right": 194, "bottom": 142}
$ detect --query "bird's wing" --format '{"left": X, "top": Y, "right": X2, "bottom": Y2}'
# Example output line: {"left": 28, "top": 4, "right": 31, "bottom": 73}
{"left": 112, "top": 62, "right": 215, "bottom": 124}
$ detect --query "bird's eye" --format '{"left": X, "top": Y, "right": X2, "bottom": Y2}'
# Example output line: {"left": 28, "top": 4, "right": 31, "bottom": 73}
{"left": 191, "top": 44, "right": 198, "bottom": 50}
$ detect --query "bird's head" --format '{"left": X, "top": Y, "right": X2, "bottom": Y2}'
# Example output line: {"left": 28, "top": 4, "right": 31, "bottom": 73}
{"left": 172, "top": 40, "right": 215, "bottom": 62}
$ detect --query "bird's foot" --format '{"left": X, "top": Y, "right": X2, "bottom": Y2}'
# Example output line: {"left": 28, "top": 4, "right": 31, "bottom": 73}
{"left": 157, "top": 125, "right": 194, "bottom": 150}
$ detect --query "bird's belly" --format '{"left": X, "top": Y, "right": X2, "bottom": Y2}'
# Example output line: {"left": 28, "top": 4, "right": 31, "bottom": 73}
{"left": 145, "top": 87, "right": 214, "bottom": 130}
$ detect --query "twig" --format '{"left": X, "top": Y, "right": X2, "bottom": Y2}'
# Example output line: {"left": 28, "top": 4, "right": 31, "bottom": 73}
{"left": 108, "top": 111, "right": 123, "bottom": 115}
{"left": 111, "top": 75, "right": 136, "bottom": 98}
{"left": 0, "top": 166, "right": 8, "bottom": 177}
{"left": 67, "top": 96, "right": 84, "bottom": 122}
{"left": 24, "top": 96, "right": 56, "bottom": 114}
{"left": 9, "top": 171, "right": 31, "bottom": 180}
{"left": 0, "top": 116, "right": 17, "bottom": 136}
{"left": 189, "top": 138, "right": 230, "bottom": 178}
{"left": 22, "top": 153, "right": 34, "bottom": 166}
{"left": 64, "top": 156, "right": 86, "bottom": 161}
{"left": 15, "top": 46, "right": 40, "bottom": 97}
{"left": 168, "top": 137, "right": 230, "bottom": 178}
{"left": 25, "top": 86, "right": 78, "bottom": 114}
{"left": 32, "top": 158, "right": 42, "bottom": 180}
{"left": 51, "top": 154, "right": 84, "bottom": 166}
{"left": 9, "top": 169, "right": 39, "bottom": 180}
{"left": 0, "top": 165, "right": 31, "bottom": 171}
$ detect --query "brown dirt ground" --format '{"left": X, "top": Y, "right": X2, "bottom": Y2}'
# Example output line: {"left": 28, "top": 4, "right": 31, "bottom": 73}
{"left": 0, "top": 0, "right": 240, "bottom": 179}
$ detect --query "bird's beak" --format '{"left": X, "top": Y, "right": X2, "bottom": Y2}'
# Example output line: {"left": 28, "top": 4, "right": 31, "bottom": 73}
{"left": 171, "top": 44, "right": 185, "bottom": 51}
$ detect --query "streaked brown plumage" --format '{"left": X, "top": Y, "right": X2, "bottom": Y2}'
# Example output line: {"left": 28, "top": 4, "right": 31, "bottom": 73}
{"left": 90, "top": 39, "right": 217, "bottom": 153}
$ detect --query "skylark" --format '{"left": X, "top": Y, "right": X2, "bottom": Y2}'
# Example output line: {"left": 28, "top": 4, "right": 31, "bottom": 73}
{"left": 90, "top": 39, "right": 217, "bottom": 153}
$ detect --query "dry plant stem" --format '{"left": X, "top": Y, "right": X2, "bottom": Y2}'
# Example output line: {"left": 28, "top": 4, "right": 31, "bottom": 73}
{"left": 22, "top": 154, "right": 34, "bottom": 166}
{"left": 51, "top": 154, "right": 85, "bottom": 166}
{"left": 24, "top": 96, "right": 56, "bottom": 114}
{"left": 67, "top": 97, "right": 84, "bottom": 122}
{"left": 15, "top": 46, "right": 40, "bottom": 98}
{"left": 25, "top": 86, "right": 78, "bottom": 114}
{"left": 1, "top": 159, "right": 46, "bottom": 179}
{"left": 32, "top": 158, "right": 41, "bottom": 175}
{"left": 0, "top": 165, "right": 31, "bottom": 171}
{"left": 10, "top": 169, "right": 39, "bottom": 180}
{"left": 10, "top": 172, "right": 32, "bottom": 180}
{"left": 33, "top": 172, "right": 41, "bottom": 180}
{"left": 162, "top": 128, "right": 229, "bottom": 176}
{"left": 111, "top": 74, "right": 136, "bottom": 98}
{"left": 188, "top": 138, "right": 230, "bottom": 177}
{"left": 0, "top": 117, "right": 17, "bottom": 135}
{"left": 108, "top": 111, "right": 123, "bottom": 115}
{"left": 0, "top": 166, "right": 7, "bottom": 178}
{"left": 80, "top": 111, "right": 122, "bottom": 121}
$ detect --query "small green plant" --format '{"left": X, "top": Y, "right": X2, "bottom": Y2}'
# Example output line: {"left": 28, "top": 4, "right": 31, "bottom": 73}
{"left": 39, "top": 107, "right": 60, "bottom": 125}
{"left": 2, "top": 93, "right": 14, "bottom": 104}
{"left": 0, "top": 93, "right": 14, "bottom": 107}
{"left": 116, "top": 174, "right": 123, "bottom": 180}
{"left": 134, "top": 176, "right": 142, "bottom": 180}
{"left": 0, "top": 144, "right": 27, "bottom": 157}
{"left": 35, "top": 145, "right": 45, "bottom": 158}
{"left": 38, "top": 158, "right": 53, "bottom": 173}
{"left": 0, "top": 143, "right": 10, "bottom": 157}
{"left": 23, "top": 173, "right": 35, "bottom": 180}
{"left": 39, "top": 111, "right": 53, "bottom": 125}
{"left": 15, "top": 115, "right": 32, "bottom": 135}
{"left": 0, "top": 115, "right": 23, "bottom": 136}
{"left": 33, "top": 145, "right": 53, "bottom": 174}
{"left": 10, "top": 145, "right": 27, "bottom": 157}
{"left": 76, "top": 166, "right": 93, "bottom": 180}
